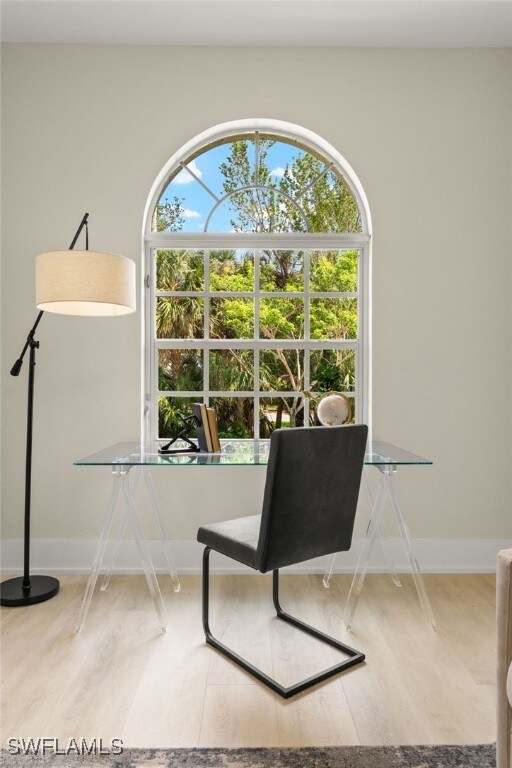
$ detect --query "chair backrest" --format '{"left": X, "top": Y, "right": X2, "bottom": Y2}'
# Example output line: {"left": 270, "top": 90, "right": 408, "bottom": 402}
{"left": 255, "top": 424, "right": 368, "bottom": 573}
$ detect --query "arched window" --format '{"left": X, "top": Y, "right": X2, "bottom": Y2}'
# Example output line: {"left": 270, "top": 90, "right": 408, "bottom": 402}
{"left": 143, "top": 120, "right": 371, "bottom": 443}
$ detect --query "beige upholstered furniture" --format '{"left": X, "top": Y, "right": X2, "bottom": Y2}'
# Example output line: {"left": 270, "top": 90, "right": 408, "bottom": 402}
{"left": 497, "top": 549, "right": 512, "bottom": 768}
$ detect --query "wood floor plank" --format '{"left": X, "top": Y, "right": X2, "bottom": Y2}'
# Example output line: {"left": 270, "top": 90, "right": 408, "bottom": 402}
{"left": 199, "top": 684, "right": 279, "bottom": 747}
{"left": 269, "top": 574, "right": 360, "bottom": 746}
{"left": 0, "top": 572, "right": 497, "bottom": 748}
{"left": 206, "top": 574, "right": 275, "bottom": 685}
{"left": 121, "top": 578, "right": 210, "bottom": 747}
{"left": 432, "top": 574, "right": 496, "bottom": 685}
{"left": 324, "top": 573, "right": 496, "bottom": 745}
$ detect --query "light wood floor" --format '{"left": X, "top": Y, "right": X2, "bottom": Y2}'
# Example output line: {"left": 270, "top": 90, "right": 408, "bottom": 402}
{"left": 0, "top": 572, "right": 496, "bottom": 748}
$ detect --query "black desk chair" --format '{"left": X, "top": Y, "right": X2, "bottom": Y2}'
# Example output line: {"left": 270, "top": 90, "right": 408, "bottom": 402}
{"left": 197, "top": 424, "right": 368, "bottom": 699}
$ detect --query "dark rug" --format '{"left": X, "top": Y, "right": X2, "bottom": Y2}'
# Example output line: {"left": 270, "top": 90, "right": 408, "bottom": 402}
{"left": 0, "top": 744, "right": 496, "bottom": 768}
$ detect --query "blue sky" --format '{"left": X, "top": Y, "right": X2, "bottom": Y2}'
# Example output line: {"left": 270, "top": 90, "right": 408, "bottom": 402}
{"left": 159, "top": 138, "right": 307, "bottom": 232}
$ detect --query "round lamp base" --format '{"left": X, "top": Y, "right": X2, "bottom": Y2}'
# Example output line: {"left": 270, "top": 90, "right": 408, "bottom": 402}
{"left": 0, "top": 575, "right": 60, "bottom": 606}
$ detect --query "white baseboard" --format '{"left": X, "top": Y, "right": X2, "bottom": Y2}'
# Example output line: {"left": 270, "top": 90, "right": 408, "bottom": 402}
{"left": 0, "top": 537, "right": 507, "bottom": 574}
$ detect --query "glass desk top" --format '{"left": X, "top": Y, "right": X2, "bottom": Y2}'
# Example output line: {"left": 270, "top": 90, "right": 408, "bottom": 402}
{"left": 75, "top": 440, "right": 432, "bottom": 467}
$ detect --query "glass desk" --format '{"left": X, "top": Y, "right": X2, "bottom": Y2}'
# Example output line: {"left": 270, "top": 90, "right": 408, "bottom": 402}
{"left": 75, "top": 439, "right": 434, "bottom": 633}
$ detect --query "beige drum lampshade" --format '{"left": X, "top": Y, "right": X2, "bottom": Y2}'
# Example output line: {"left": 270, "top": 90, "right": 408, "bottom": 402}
{"left": 36, "top": 250, "right": 136, "bottom": 316}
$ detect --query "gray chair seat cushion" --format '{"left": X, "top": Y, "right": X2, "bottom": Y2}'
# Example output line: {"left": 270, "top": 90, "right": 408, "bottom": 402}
{"left": 197, "top": 514, "right": 261, "bottom": 569}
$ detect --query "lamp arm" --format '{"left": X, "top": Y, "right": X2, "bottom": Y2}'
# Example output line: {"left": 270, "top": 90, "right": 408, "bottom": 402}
{"left": 68, "top": 212, "right": 89, "bottom": 250}
{"left": 10, "top": 212, "right": 90, "bottom": 376}
{"left": 10, "top": 311, "right": 44, "bottom": 376}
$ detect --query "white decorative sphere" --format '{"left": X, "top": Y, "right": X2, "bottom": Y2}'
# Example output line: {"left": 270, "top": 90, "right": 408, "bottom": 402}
{"left": 316, "top": 394, "right": 351, "bottom": 426}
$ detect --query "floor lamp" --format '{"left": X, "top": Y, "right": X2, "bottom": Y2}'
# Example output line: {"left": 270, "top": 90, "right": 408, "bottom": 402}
{"left": 0, "top": 213, "right": 136, "bottom": 607}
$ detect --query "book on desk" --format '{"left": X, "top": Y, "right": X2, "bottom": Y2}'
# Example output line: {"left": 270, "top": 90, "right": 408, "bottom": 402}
{"left": 192, "top": 403, "right": 221, "bottom": 453}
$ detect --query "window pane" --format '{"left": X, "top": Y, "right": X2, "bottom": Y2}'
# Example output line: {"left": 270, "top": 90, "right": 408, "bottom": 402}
{"left": 200, "top": 140, "right": 255, "bottom": 199}
{"left": 155, "top": 167, "right": 216, "bottom": 233}
{"left": 260, "top": 250, "right": 304, "bottom": 292}
{"left": 158, "top": 350, "right": 203, "bottom": 392}
{"left": 260, "top": 298, "right": 304, "bottom": 339}
{"left": 310, "top": 250, "right": 358, "bottom": 293}
{"left": 156, "top": 298, "right": 204, "bottom": 339}
{"left": 156, "top": 249, "right": 204, "bottom": 291}
{"left": 210, "top": 397, "right": 254, "bottom": 438}
{"left": 258, "top": 135, "right": 308, "bottom": 184}
{"left": 305, "top": 169, "right": 362, "bottom": 234}
{"left": 310, "top": 349, "right": 355, "bottom": 393}
{"left": 158, "top": 396, "right": 201, "bottom": 439}
{"left": 152, "top": 134, "right": 363, "bottom": 235}
{"left": 210, "top": 250, "right": 254, "bottom": 292}
{"left": 308, "top": 395, "right": 356, "bottom": 427}
{"left": 210, "top": 298, "right": 254, "bottom": 339}
{"left": 260, "top": 349, "right": 304, "bottom": 392}
{"left": 310, "top": 298, "right": 357, "bottom": 340}
{"left": 208, "top": 187, "right": 307, "bottom": 234}
{"left": 210, "top": 350, "right": 254, "bottom": 391}
{"left": 259, "top": 397, "right": 305, "bottom": 437}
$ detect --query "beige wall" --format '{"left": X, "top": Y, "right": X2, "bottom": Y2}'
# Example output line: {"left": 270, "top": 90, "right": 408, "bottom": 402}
{"left": 1, "top": 45, "right": 511, "bottom": 553}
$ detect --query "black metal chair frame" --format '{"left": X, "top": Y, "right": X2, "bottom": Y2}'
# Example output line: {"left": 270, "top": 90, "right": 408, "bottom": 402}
{"left": 202, "top": 546, "right": 365, "bottom": 699}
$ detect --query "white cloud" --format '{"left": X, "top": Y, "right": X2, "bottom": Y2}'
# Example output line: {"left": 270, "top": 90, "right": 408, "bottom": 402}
{"left": 183, "top": 208, "right": 202, "bottom": 218}
{"left": 270, "top": 166, "right": 285, "bottom": 178}
{"left": 173, "top": 159, "right": 203, "bottom": 184}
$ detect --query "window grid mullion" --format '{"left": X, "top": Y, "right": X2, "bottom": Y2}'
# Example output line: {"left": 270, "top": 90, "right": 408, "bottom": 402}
{"left": 203, "top": 249, "right": 210, "bottom": 407}
{"left": 304, "top": 249, "right": 311, "bottom": 425}
{"left": 356, "top": 248, "right": 363, "bottom": 423}
{"left": 158, "top": 390, "right": 356, "bottom": 399}
{"left": 155, "top": 339, "right": 359, "bottom": 350}
{"left": 155, "top": 290, "right": 358, "bottom": 299}
{"left": 254, "top": 249, "right": 260, "bottom": 439}
{"left": 147, "top": 232, "right": 370, "bottom": 250}
{"left": 150, "top": 247, "right": 158, "bottom": 443}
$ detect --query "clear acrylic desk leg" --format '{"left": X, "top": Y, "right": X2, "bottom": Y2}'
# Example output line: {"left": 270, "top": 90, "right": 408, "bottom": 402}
{"left": 120, "top": 471, "right": 167, "bottom": 633}
{"left": 75, "top": 467, "right": 121, "bottom": 632}
{"left": 323, "top": 467, "right": 402, "bottom": 589}
{"left": 343, "top": 465, "right": 437, "bottom": 632}
{"left": 100, "top": 470, "right": 141, "bottom": 591}
{"left": 100, "top": 468, "right": 180, "bottom": 594}
{"left": 75, "top": 466, "right": 168, "bottom": 633}
{"left": 388, "top": 468, "right": 437, "bottom": 631}
{"left": 342, "top": 468, "right": 389, "bottom": 629}
{"left": 142, "top": 467, "right": 180, "bottom": 593}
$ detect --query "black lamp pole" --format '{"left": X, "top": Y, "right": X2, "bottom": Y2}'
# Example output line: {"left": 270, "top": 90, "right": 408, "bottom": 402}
{"left": 1, "top": 213, "right": 90, "bottom": 607}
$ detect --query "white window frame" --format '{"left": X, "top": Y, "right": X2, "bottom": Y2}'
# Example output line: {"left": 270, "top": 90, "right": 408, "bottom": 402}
{"left": 142, "top": 120, "right": 372, "bottom": 444}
